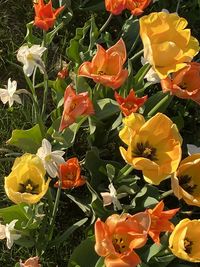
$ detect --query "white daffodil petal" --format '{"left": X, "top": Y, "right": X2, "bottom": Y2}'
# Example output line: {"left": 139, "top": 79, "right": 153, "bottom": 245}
{"left": 0, "top": 224, "right": 6, "bottom": 240}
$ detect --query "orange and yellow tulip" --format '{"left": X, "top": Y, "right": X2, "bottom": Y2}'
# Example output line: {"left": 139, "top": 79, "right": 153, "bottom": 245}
{"left": 54, "top": 157, "right": 86, "bottom": 189}
{"left": 95, "top": 212, "right": 151, "bottom": 267}
{"left": 147, "top": 201, "right": 179, "bottom": 244}
{"left": 169, "top": 218, "right": 200, "bottom": 262}
{"left": 140, "top": 12, "right": 199, "bottom": 79}
{"left": 78, "top": 39, "right": 128, "bottom": 89}
{"left": 161, "top": 62, "right": 200, "bottom": 104}
{"left": 171, "top": 153, "right": 200, "bottom": 207}
{"left": 114, "top": 89, "right": 147, "bottom": 116}
{"left": 59, "top": 85, "right": 94, "bottom": 131}
{"left": 34, "top": 0, "right": 64, "bottom": 31}
{"left": 119, "top": 113, "right": 182, "bottom": 185}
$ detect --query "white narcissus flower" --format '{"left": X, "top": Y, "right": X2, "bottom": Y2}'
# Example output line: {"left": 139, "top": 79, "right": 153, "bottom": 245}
{"left": 100, "top": 183, "right": 126, "bottom": 211}
{"left": 141, "top": 57, "right": 160, "bottom": 84}
{"left": 0, "top": 220, "right": 21, "bottom": 249}
{"left": 187, "top": 144, "right": 200, "bottom": 155}
{"left": 17, "top": 45, "right": 46, "bottom": 77}
{"left": 0, "top": 78, "right": 23, "bottom": 107}
{"left": 37, "top": 138, "right": 65, "bottom": 178}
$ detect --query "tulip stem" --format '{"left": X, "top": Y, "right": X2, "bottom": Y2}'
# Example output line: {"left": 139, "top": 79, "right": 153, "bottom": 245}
{"left": 160, "top": 189, "right": 173, "bottom": 199}
{"left": 129, "top": 49, "right": 144, "bottom": 62}
{"left": 147, "top": 94, "right": 173, "bottom": 118}
{"left": 48, "top": 177, "right": 62, "bottom": 241}
{"left": 117, "top": 165, "right": 134, "bottom": 180}
{"left": 100, "top": 13, "right": 113, "bottom": 33}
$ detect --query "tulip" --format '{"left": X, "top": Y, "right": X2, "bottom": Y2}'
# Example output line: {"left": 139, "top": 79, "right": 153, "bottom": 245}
{"left": 78, "top": 39, "right": 128, "bottom": 89}
{"left": 171, "top": 153, "right": 200, "bottom": 207}
{"left": 59, "top": 85, "right": 94, "bottom": 131}
{"left": 114, "top": 89, "right": 147, "bottom": 116}
{"left": 54, "top": 157, "right": 86, "bottom": 189}
{"left": 34, "top": 0, "right": 64, "bottom": 31}
{"left": 126, "top": 0, "right": 151, "bottom": 16}
{"left": 147, "top": 201, "right": 179, "bottom": 244}
{"left": 119, "top": 113, "right": 182, "bottom": 184}
{"left": 140, "top": 12, "right": 199, "bottom": 79}
{"left": 95, "top": 212, "right": 151, "bottom": 267}
{"left": 161, "top": 62, "right": 200, "bottom": 104}
{"left": 20, "top": 256, "right": 41, "bottom": 267}
{"left": 4, "top": 154, "right": 50, "bottom": 204}
{"left": 169, "top": 218, "right": 200, "bottom": 262}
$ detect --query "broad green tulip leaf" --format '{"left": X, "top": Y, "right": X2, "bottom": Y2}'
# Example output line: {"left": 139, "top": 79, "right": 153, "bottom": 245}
{"left": 7, "top": 124, "right": 42, "bottom": 153}
{"left": 144, "top": 91, "right": 173, "bottom": 117}
{"left": 95, "top": 257, "right": 105, "bottom": 267}
{"left": 68, "top": 237, "right": 99, "bottom": 267}
{"left": 121, "top": 18, "right": 139, "bottom": 51}
{"left": 66, "top": 19, "right": 90, "bottom": 63}
{"left": 50, "top": 218, "right": 88, "bottom": 247}
{"left": 0, "top": 204, "right": 29, "bottom": 226}
{"left": 95, "top": 98, "right": 120, "bottom": 120}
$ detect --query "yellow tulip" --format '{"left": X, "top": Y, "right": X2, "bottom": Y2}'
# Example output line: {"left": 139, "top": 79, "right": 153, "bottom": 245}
{"left": 140, "top": 12, "right": 199, "bottom": 79}
{"left": 169, "top": 218, "right": 200, "bottom": 262}
{"left": 4, "top": 154, "right": 50, "bottom": 204}
{"left": 119, "top": 113, "right": 182, "bottom": 185}
{"left": 171, "top": 153, "right": 200, "bottom": 207}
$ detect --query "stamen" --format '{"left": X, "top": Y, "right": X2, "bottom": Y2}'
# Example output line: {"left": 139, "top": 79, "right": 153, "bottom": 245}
{"left": 19, "top": 179, "right": 39, "bottom": 194}
{"left": 112, "top": 236, "right": 127, "bottom": 254}
{"left": 178, "top": 175, "right": 197, "bottom": 194}
{"left": 133, "top": 141, "right": 157, "bottom": 161}
{"left": 184, "top": 238, "right": 193, "bottom": 254}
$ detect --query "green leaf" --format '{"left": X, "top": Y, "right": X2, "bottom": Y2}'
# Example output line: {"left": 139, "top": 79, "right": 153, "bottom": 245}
{"left": 7, "top": 124, "right": 42, "bottom": 153}
{"left": 68, "top": 237, "right": 99, "bottom": 267}
{"left": 24, "top": 21, "right": 40, "bottom": 45}
{"left": 121, "top": 18, "right": 139, "bottom": 51}
{"left": 0, "top": 204, "right": 29, "bottom": 226}
{"left": 95, "top": 257, "right": 105, "bottom": 267}
{"left": 95, "top": 98, "right": 120, "bottom": 121}
{"left": 144, "top": 91, "right": 173, "bottom": 117}
{"left": 50, "top": 218, "right": 88, "bottom": 247}
{"left": 46, "top": 22, "right": 64, "bottom": 45}
{"left": 89, "top": 16, "right": 99, "bottom": 51}
{"left": 51, "top": 116, "right": 88, "bottom": 149}
{"left": 66, "top": 19, "right": 91, "bottom": 63}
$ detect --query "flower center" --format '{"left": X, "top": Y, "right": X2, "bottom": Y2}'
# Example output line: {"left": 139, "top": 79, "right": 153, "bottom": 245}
{"left": 133, "top": 141, "right": 157, "bottom": 161}
{"left": 112, "top": 236, "right": 127, "bottom": 254}
{"left": 97, "top": 70, "right": 106, "bottom": 75}
{"left": 184, "top": 238, "right": 193, "bottom": 254}
{"left": 178, "top": 175, "right": 197, "bottom": 194}
{"left": 19, "top": 179, "right": 39, "bottom": 194}
{"left": 45, "top": 154, "right": 52, "bottom": 162}
{"left": 179, "top": 81, "right": 187, "bottom": 90}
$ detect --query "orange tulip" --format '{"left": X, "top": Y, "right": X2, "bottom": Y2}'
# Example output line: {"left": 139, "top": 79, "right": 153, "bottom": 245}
{"left": 78, "top": 39, "right": 128, "bottom": 89}
{"left": 20, "top": 256, "right": 41, "bottom": 267}
{"left": 161, "top": 62, "right": 200, "bottom": 104}
{"left": 114, "top": 89, "right": 147, "bottom": 116}
{"left": 105, "top": 0, "right": 151, "bottom": 16}
{"left": 95, "top": 212, "right": 151, "bottom": 267}
{"left": 59, "top": 85, "right": 94, "bottom": 131}
{"left": 105, "top": 0, "right": 126, "bottom": 15}
{"left": 126, "top": 0, "right": 151, "bottom": 16}
{"left": 34, "top": 0, "right": 64, "bottom": 31}
{"left": 147, "top": 201, "right": 179, "bottom": 244}
{"left": 54, "top": 157, "right": 86, "bottom": 189}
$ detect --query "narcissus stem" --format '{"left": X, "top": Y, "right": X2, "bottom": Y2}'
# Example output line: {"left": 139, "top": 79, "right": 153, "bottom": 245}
{"left": 160, "top": 189, "right": 173, "bottom": 199}
{"left": 100, "top": 13, "right": 113, "bottom": 33}
{"left": 176, "top": 0, "right": 182, "bottom": 13}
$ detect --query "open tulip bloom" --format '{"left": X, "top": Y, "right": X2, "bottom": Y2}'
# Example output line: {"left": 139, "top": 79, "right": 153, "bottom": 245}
{"left": 119, "top": 112, "right": 182, "bottom": 185}
{"left": 78, "top": 39, "right": 128, "bottom": 89}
